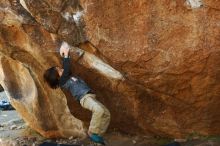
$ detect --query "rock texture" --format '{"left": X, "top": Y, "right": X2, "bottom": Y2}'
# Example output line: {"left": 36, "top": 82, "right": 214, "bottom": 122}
{"left": 0, "top": 0, "right": 220, "bottom": 139}
{"left": 0, "top": 0, "right": 86, "bottom": 138}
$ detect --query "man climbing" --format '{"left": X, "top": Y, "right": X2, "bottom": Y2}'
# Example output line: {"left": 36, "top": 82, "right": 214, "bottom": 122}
{"left": 43, "top": 41, "right": 110, "bottom": 145}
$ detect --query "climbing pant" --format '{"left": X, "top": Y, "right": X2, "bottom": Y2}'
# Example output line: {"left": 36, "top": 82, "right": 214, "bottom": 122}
{"left": 80, "top": 93, "right": 110, "bottom": 136}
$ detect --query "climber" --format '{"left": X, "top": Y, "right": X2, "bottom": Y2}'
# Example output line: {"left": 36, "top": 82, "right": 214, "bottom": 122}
{"left": 43, "top": 41, "right": 110, "bottom": 145}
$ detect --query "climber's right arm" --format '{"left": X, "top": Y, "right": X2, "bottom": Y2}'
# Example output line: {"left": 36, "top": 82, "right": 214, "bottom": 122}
{"left": 59, "top": 42, "right": 71, "bottom": 86}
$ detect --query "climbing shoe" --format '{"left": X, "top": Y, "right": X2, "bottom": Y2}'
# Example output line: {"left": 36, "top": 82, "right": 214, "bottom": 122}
{"left": 89, "top": 133, "right": 105, "bottom": 145}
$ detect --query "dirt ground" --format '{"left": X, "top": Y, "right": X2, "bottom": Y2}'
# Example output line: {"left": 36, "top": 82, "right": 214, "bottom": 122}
{"left": 1, "top": 91, "right": 220, "bottom": 146}
{"left": 1, "top": 110, "right": 220, "bottom": 146}
{"left": 0, "top": 110, "right": 158, "bottom": 146}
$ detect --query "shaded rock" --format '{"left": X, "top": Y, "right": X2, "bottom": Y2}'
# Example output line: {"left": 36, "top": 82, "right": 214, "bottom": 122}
{"left": 0, "top": 85, "right": 4, "bottom": 92}
{"left": 10, "top": 124, "right": 17, "bottom": 130}
{"left": 21, "top": 0, "right": 87, "bottom": 45}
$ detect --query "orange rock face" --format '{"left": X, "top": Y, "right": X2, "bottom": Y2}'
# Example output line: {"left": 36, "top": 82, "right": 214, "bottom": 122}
{"left": 80, "top": 0, "right": 220, "bottom": 137}
{"left": 0, "top": 0, "right": 220, "bottom": 138}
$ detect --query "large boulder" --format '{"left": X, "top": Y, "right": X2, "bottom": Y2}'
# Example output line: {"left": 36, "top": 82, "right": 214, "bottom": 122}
{"left": 0, "top": 0, "right": 220, "bottom": 138}
{"left": 0, "top": 1, "right": 86, "bottom": 138}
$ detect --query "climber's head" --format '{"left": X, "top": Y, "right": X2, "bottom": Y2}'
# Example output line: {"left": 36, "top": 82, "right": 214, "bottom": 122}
{"left": 43, "top": 66, "right": 63, "bottom": 89}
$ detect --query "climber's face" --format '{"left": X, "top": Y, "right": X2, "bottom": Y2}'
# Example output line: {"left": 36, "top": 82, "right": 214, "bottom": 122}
{"left": 56, "top": 67, "right": 63, "bottom": 77}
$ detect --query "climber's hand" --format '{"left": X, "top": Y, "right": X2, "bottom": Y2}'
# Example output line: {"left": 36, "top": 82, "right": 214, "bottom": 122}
{"left": 60, "top": 41, "right": 70, "bottom": 57}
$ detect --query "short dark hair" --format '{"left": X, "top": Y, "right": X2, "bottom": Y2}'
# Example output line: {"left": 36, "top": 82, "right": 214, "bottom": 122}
{"left": 43, "top": 67, "right": 60, "bottom": 89}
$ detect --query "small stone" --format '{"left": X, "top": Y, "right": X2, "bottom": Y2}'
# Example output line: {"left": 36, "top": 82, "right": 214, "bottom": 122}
{"left": 10, "top": 125, "right": 17, "bottom": 130}
{"left": 174, "top": 138, "right": 187, "bottom": 142}
{"left": 69, "top": 136, "right": 73, "bottom": 140}
{"left": 17, "top": 126, "right": 22, "bottom": 129}
{"left": 21, "top": 125, "right": 27, "bottom": 129}
{"left": 192, "top": 136, "right": 200, "bottom": 140}
{"left": 132, "top": 140, "right": 137, "bottom": 144}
